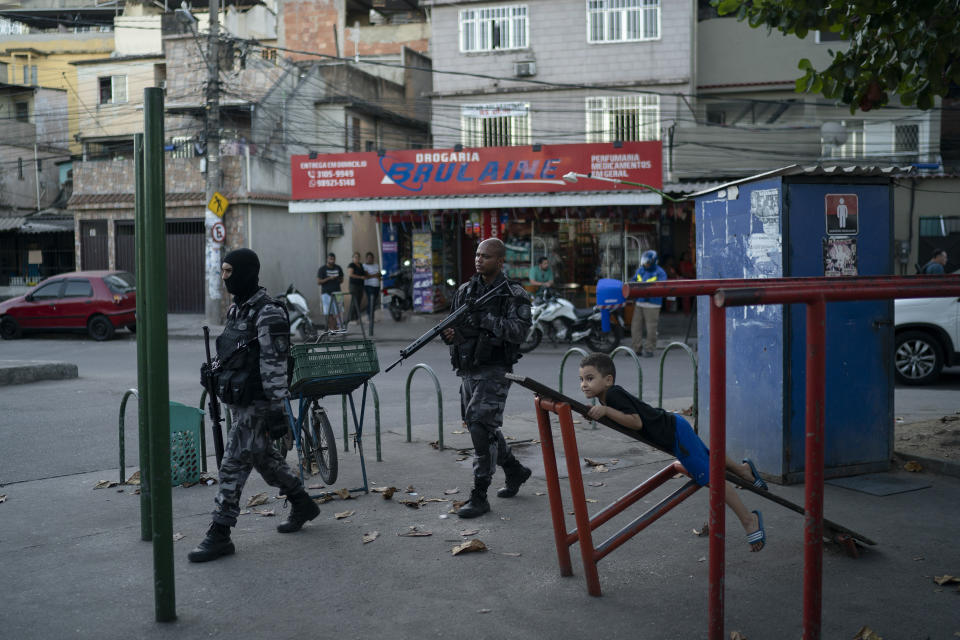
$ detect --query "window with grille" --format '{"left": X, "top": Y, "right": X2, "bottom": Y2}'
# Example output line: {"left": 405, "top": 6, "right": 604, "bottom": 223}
{"left": 459, "top": 5, "right": 528, "bottom": 52}
{"left": 98, "top": 75, "right": 127, "bottom": 105}
{"left": 587, "top": 0, "right": 660, "bottom": 43}
{"left": 14, "top": 102, "right": 28, "bottom": 123}
{"left": 894, "top": 123, "right": 919, "bottom": 155}
{"left": 585, "top": 95, "right": 660, "bottom": 142}
{"left": 821, "top": 120, "right": 864, "bottom": 159}
{"left": 461, "top": 103, "right": 531, "bottom": 147}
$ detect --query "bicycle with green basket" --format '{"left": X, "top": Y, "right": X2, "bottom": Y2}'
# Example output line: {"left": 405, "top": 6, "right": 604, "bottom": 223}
{"left": 281, "top": 330, "right": 379, "bottom": 494}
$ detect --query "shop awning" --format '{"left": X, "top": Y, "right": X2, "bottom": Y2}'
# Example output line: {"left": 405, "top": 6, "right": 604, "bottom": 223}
{"left": 289, "top": 190, "right": 662, "bottom": 213}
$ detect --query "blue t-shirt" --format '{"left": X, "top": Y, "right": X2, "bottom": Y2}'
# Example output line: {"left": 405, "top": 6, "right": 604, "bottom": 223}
{"left": 922, "top": 261, "right": 945, "bottom": 274}
{"left": 633, "top": 265, "right": 668, "bottom": 305}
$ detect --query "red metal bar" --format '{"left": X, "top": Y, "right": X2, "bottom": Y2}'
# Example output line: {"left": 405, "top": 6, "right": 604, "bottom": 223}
{"left": 535, "top": 397, "right": 573, "bottom": 577}
{"left": 555, "top": 401, "right": 602, "bottom": 596}
{"left": 623, "top": 274, "right": 957, "bottom": 300}
{"left": 803, "top": 297, "right": 826, "bottom": 640}
{"left": 708, "top": 302, "right": 726, "bottom": 640}
{"left": 583, "top": 461, "right": 681, "bottom": 535}
{"left": 716, "top": 282, "right": 960, "bottom": 307}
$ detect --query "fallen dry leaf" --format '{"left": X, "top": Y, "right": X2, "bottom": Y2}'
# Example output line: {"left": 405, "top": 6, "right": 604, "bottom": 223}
{"left": 308, "top": 483, "right": 325, "bottom": 490}
{"left": 398, "top": 526, "right": 432, "bottom": 537}
{"left": 317, "top": 495, "right": 334, "bottom": 504}
{"left": 336, "top": 488, "right": 353, "bottom": 500}
{"left": 173, "top": 532, "right": 184, "bottom": 542}
{"left": 506, "top": 435, "right": 515, "bottom": 440}
{"left": 852, "top": 626, "right": 882, "bottom": 640}
{"left": 252, "top": 508, "right": 275, "bottom": 517}
{"left": 0, "top": 494, "right": 6, "bottom": 504}
{"left": 452, "top": 430, "right": 465, "bottom": 434}
{"left": 456, "top": 456, "right": 469, "bottom": 462}
{"left": 362, "top": 531, "right": 379, "bottom": 544}
{"left": 730, "top": 632, "right": 747, "bottom": 640}
{"left": 125, "top": 471, "right": 141, "bottom": 485}
{"left": 588, "top": 481, "right": 605, "bottom": 487}
{"left": 534, "top": 491, "right": 546, "bottom": 496}
{"left": 586, "top": 498, "right": 598, "bottom": 503}
{"left": 246, "top": 492, "right": 269, "bottom": 507}
{"left": 903, "top": 460, "right": 923, "bottom": 472}
{"left": 335, "top": 510, "right": 355, "bottom": 519}
{"left": 399, "top": 498, "right": 422, "bottom": 509}
{"left": 423, "top": 497, "right": 449, "bottom": 503}
{"left": 609, "top": 458, "right": 620, "bottom": 465}
{"left": 500, "top": 552, "right": 521, "bottom": 558}
{"left": 452, "top": 539, "right": 487, "bottom": 555}
{"left": 693, "top": 523, "right": 710, "bottom": 537}
{"left": 478, "top": 608, "right": 492, "bottom": 614}
{"left": 93, "top": 480, "right": 119, "bottom": 490}
{"left": 460, "top": 528, "right": 480, "bottom": 537}
{"left": 429, "top": 441, "right": 440, "bottom": 449}
{"left": 405, "top": 485, "right": 416, "bottom": 492}
{"left": 934, "top": 575, "right": 960, "bottom": 585}
{"left": 592, "top": 465, "right": 609, "bottom": 473}
{"left": 584, "top": 458, "right": 604, "bottom": 467}
{"left": 444, "top": 488, "right": 460, "bottom": 495}
{"left": 239, "top": 509, "right": 251, "bottom": 515}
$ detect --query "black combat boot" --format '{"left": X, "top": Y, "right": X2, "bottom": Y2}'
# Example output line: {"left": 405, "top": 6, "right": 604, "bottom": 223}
{"left": 187, "top": 522, "right": 235, "bottom": 563}
{"left": 277, "top": 489, "right": 321, "bottom": 533}
{"left": 457, "top": 482, "right": 491, "bottom": 519}
{"left": 497, "top": 458, "right": 532, "bottom": 498}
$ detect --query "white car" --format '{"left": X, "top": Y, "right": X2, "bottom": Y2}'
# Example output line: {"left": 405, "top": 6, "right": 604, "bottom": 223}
{"left": 894, "top": 294, "right": 960, "bottom": 384}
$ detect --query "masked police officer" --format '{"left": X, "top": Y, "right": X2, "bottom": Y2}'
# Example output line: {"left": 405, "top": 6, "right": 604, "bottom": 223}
{"left": 442, "top": 238, "right": 533, "bottom": 518}
{"left": 189, "top": 248, "right": 320, "bottom": 563}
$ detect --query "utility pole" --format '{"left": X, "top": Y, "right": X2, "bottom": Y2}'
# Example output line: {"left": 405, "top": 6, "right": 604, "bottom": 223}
{"left": 204, "top": 0, "right": 223, "bottom": 325}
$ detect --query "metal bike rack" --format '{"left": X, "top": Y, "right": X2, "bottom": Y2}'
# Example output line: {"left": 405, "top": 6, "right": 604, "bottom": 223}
{"left": 558, "top": 347, "right": 590, "bottom": 395}
{"left": 657, "top": 341, "right": 699, "bottom": 433}
{"left": 118, "top": 388, "right": 139, "bottom": 484}
{"left": 609, "top": 346, "right": 644, "bottom": 401}
{"left": 405, "top": 363, "right": 444, "bottom": 450}
{"left": 342, "top": 382, "right": 382, "bottom": 461}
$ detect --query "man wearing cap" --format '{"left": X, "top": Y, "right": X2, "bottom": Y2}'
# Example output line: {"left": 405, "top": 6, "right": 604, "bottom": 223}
{"left": 631, "top": 250, "right": 668, "bottom": 358}
{"left": 189, "top": 248, "right": 320, "bottom": 563}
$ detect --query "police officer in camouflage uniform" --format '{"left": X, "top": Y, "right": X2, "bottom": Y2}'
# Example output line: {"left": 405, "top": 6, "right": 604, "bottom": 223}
{"left": 442, "top": 238, "right": 533, "bottom": 519}
{"left": 189, "top": 248, "right": 320, "bottom": 563}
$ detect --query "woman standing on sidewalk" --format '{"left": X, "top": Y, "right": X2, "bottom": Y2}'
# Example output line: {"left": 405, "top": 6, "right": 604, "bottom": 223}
{"left": 362, "top": 252, "right": 381, "bottom": 335}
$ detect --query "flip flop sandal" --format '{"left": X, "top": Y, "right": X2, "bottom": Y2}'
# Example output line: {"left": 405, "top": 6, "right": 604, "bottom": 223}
{"left": 746, "top": 510, "right": 765, "bottom": 551}
{"left": 742, "top": 458, "right": 768, "bottom": 491}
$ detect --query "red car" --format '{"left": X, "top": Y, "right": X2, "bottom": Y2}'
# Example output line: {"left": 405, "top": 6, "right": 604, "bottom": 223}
{"left": 0, "top": 270, "right": 136, "bottom": 341}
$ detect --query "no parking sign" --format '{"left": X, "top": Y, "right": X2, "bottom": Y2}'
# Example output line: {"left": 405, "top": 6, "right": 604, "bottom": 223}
{"left": 210, "top": 221, "right": 226, "bottom": 244}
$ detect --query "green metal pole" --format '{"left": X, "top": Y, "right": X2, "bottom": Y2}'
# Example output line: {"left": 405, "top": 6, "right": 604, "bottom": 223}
{"left": 143, "top": 88, "right": 176, "bottom": 623}
{"left": 134, "top": 133, "right": 152, "bottom": 542}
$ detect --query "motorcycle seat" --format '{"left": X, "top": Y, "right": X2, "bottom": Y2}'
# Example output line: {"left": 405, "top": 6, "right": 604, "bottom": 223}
{"left": 574, "top": 307, "right": 594, "bottom": 319}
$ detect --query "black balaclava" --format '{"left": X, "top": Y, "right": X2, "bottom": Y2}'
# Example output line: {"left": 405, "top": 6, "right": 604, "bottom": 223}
{"left": 223, "top": 248, "right": 260, "bottom": 303}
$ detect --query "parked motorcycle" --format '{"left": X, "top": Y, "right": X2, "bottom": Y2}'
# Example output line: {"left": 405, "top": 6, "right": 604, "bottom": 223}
{"left": 383, "top": 261, "right": 414, "bottom": 321}
{"left": 277, "top": 283, "right": 318, "bottom": 341}
{"left": 520, "top": 288, "right": 622, "bottom": 353}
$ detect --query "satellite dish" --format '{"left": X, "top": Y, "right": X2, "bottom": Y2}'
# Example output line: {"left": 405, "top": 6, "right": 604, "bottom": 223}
{"left": 820, "top": 121, "right": 848, "bottom": 146}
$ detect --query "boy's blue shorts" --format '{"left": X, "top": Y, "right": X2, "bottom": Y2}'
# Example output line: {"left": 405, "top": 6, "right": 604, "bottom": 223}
{"left": 674, "top": 415, "right": 710, "bottom": 486}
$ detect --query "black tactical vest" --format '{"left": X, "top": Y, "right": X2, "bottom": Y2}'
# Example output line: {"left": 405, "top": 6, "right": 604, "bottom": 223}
{"left": 214, "top": 296, "right": 269, "bottom": 406}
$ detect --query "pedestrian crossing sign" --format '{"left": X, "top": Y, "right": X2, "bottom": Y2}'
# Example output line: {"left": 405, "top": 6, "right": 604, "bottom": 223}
{"left": 208, "top": 192, "right": 229, "bottom": 217}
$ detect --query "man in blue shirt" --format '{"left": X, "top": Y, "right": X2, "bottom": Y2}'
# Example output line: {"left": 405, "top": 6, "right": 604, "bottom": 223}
{"left": 631, "top": 250, "right": 667, "bottom": 357}
{"left": 921, "top": 249, "right": 948, "bottom": 274}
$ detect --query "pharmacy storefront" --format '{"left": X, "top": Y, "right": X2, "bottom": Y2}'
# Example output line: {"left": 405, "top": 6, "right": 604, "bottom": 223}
{"left": 290, "top": 141, "right": 674, "bottom": 311}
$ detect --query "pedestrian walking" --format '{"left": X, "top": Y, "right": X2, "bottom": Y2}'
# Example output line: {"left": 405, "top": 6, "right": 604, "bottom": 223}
{"left": 362, "top": 251, "right": 381, "bottom": 335}
{"left": 631, "top": 250, "right": 668, "bottom": 357}
{"left": 441, "top": 238, "right": 534, "bottom": 518}
{"left": 189, "top": 248, "right": 319, "bottom": 563}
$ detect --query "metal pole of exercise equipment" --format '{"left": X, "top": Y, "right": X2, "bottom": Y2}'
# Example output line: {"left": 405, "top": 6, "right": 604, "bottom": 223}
{"left": 134, "top": 133, "right": 152, "bottom": 542}
{"left": 143, "top": 87, "right": 176, "bottom": 622}
{"left": 803, "top": 296, "right": 826, "bottom": 640}
{"left": 707, "top": 302, "right": 726, "bottom": 640}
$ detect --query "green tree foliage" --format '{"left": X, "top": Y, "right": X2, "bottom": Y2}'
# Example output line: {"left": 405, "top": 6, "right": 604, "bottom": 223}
{"left": 713, "top": 0, "right": 960, "bottom": 111}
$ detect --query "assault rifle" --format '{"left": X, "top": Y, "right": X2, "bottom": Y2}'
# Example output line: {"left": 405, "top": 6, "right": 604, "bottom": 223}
{"left": 385, "top": 279, "right": 509, "bottom": 373}
{"left": 202, "top": 325, "right": 226, "bottom": 468}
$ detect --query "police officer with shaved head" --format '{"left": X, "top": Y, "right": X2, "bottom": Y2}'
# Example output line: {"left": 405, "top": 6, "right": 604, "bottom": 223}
{"left": 442, "top": 238, "right": 533, "bottom": 518}
{"left": 189, "top": 248, "right": 319, "bottom": 563}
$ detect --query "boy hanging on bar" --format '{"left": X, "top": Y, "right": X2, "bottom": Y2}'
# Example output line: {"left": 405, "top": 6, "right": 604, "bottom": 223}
{"left": 578, "top": 352, "right": 768, "bottom": 552}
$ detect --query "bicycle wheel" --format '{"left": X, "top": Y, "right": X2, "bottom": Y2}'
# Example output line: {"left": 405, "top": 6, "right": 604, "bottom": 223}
{"left": 306, "top": 401, "right": 338, "bottom": 484}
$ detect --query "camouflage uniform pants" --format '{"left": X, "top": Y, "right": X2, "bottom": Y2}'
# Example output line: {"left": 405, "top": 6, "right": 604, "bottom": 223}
{"left": 212, "top": 402, "right": 303, "bottom": 527}
{"left": 460, "top": 365, "right": 518, "bottom": 487}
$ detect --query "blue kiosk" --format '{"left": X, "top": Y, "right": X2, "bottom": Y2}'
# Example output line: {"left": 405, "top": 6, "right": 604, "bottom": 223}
{"left": 691, "top": 166, "right": 895, "bottom": 484}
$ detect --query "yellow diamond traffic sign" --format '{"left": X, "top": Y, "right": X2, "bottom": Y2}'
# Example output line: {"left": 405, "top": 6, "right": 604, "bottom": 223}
{"left": 208, "top": 192, "right": 229, "bottom": 216}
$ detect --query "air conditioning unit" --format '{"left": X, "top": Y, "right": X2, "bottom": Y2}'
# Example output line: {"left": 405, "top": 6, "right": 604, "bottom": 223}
{"left": 325, "top": 222, "right": 344, "bottom": 238}
{"left": 514, "top": 61, "right": 536, "bottom": 78}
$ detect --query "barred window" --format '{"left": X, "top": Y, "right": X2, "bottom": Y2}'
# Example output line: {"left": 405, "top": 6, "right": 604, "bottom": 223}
{"left": 461, "top": 103, "right": 531, "bottom": 147}
{"left": 460, "top": 5, "right": 528, "bottom": 52}
{"left": 587, "top": 0, "right": 660, "bottom": 43}
{"left": 586, "top": 95, "right": 660, "bottom": 142}
{"left": 98, "top": 75, "right": 127, "bottom": 105}
{"left": 893, "top": 123, "right": 919, "bottom": 155}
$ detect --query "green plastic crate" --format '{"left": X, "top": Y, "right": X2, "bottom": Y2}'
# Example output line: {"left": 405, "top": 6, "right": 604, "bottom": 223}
{"left": 290, "top": 339, "right": 380, "bottom": 398}
{"left": 169, "top": 401, "right": 204, "bottom": 486}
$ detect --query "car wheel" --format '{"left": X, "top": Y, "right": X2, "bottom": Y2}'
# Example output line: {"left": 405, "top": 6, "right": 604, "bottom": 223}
{"left": 88, "top": 315, "right": 116, "bottom": 341}
{"left": 895, "top": 330, "right": 944, "bottom": 385}
{"left": 0, "top": 316, "right": 22, "bottom": 340}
